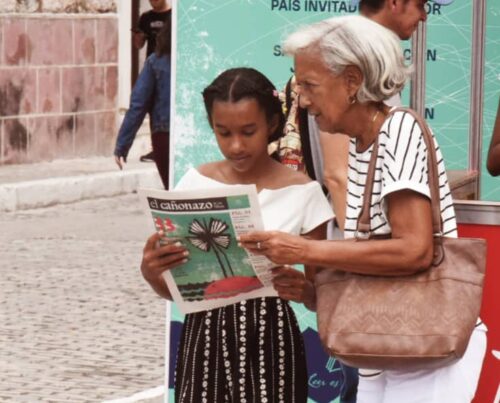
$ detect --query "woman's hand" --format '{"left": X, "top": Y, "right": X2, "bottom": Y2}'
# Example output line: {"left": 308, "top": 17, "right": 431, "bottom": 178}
{"left": 239, "top": 231, "right": 307, "bottom": 265}
{"left": 141, "top": 231, "right": 188, "bottom": 299}
{"left": 272, "top": 266, "right": 316, "bottom": 310}
{"left": 114, "top": 155, "right": 126, "bottom": 170}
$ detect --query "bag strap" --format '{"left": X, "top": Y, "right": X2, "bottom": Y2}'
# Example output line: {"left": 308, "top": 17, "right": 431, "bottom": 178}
{"left": 357, "top": 107, "right": 443, "bottom": 239}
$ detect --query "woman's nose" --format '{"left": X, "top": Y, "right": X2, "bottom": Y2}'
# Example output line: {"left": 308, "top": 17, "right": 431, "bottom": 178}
{"left": 298, "top": 93, "right": 311, "bottom": 109}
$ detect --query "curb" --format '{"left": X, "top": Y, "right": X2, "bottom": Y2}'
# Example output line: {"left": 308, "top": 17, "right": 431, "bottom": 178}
{"left": 0, "top": 168, "right": 163, "bottom": 212}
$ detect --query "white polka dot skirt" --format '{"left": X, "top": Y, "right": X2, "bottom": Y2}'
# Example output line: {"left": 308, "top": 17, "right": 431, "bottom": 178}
{"left": 174, "top": 297, "right": 308, "bottom": 403}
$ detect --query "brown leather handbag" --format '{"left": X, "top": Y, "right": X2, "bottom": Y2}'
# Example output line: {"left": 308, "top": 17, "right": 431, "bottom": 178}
{"left": 315, "top": 108, "right": 486, "bottom": 371}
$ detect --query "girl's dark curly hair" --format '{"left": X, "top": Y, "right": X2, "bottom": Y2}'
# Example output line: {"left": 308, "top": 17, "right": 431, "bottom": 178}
{"left": 202, "top": 68, "right": 285, "bottom": 144}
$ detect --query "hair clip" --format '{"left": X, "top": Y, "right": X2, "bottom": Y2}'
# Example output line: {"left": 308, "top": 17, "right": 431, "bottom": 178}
{"left": 273, "top": 90, "right": 279, "bottom": 97}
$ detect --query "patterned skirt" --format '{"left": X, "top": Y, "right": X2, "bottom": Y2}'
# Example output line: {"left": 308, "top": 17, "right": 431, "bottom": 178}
{"left": 174, "top": 297, "right": 308, "bottom": 403}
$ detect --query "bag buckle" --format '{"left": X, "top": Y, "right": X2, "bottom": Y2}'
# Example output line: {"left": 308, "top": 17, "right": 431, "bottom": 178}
{"left": 354, "top": 230, "right": 370, "bottom": 240}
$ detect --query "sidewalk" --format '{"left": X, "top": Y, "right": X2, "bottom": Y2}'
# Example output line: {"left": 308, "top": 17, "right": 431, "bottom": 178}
{"left": 0, "top": 114, "right": 164, "bottom": 212}
{"left": 0, "top": 156, "right": 163, "bottom": 212}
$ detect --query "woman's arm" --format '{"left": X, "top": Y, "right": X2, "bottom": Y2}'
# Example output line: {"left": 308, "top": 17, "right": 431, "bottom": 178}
{"left": 486, "top": 98, "right": 500, "bottom": 176}
{"left": 271, "top": 222, "right": 327, "bottom": 310}
{"left": 320, "top": 131, "right": 349, "bottom": 230}
{"left": 241, "top": 189, "right": 433, "bottom": 276}
{"left": 141, "top": 232, "right": 189, "bottom": 300}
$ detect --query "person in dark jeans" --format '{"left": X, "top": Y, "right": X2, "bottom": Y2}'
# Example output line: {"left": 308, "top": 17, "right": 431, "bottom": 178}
{"left": 114, "top": 24, "right": 171, "bottom": 189}
{"left": 132, "top": 0, "right": 172, "bottom": 163}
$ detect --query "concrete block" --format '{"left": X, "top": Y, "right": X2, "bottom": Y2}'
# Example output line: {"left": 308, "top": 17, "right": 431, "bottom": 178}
{"left": 0, "top": 1, "right": 17, "bottom": 13}
{"left": 74, "top": 19, "right": 96, "bottom": 65}
{"left": 95, "top": 111, "right": 116, "bottom": 154}
{"left": 136, "top": 170, "right": 163, "bottom": 190}
{"left": 0, "top": 19, "right": 4, "bottom": 67}
{"left": 15, "top": 177, "right": 82, "bottom": 209}
{"left": 79, "top": 172, "right": 123, "bottom": 199}
{"left": 0, "top": 185, "right": 17, "bottom": 212}
{"left": 0, "top": 68, "right": 36, "bottom": 115}
{"left": 121, "top": 172, "right": 138, "bottom": 194}
{"left": 83, "top": 0, "right": 117, "bottom": 13}
{"left": 16, "top": 0, "right": 40, "bottom": 13}
{"left": 62, "top": 67, "right": 85, "bottom": 113}
{"left": 96, "top": 18, "right": 118, "bottom": 63}
{"left": 28, "top": 116, "right": 74, "bottom": 161}
{"left": 37, "top": 68, "right": 61, "bottom": 113}
{"left": 41, "top": 0, "right": 79, "bottom": 13}
{"left": 27, "top": 18, "right": 72, "bottom": 65}
{"left": 105, "top": 66, "right": 118, "bottom": 109}
{"left": 3, "top": 18, "right": 27, "bottom": 66}
{"left": 74, "top": 114, "right": 96, "bottom": 157}
{"left": 2, "top": 118, "right": 29, "bottom": 164}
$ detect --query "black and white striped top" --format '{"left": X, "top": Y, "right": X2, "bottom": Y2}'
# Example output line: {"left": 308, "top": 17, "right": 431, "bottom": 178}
{"left": 344, "top": 110, "right": 458, "bottom": 239}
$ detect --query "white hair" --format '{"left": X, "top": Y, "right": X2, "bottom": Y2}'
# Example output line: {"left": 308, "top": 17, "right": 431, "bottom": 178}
{"left": 283, "top": 15, "right": 412, "bottom": 103}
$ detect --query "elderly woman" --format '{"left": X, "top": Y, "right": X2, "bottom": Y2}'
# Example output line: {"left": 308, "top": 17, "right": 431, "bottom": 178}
{"left": 240, "top": 15, "right": 486, "bottom": 403}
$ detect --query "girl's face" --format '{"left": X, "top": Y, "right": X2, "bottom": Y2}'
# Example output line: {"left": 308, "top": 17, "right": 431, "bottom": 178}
{"left": 211, "top": 98, "right": 277, "bottom": 174}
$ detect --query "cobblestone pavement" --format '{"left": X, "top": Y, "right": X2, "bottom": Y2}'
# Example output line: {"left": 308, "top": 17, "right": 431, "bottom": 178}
{"left": 0, "top": 193, "right": 167, "bottom": 402}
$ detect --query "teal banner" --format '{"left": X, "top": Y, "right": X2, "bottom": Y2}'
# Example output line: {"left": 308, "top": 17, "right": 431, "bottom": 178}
{"left": 170, "top": 1, "right": 497, "bottom": 401}
{"left": 481, "top": 3, "right": 500, "bottom": 200}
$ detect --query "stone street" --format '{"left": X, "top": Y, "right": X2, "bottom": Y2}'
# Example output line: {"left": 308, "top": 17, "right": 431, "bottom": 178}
{"left": 0, "top": 193, "right": 167, "bottom": 402}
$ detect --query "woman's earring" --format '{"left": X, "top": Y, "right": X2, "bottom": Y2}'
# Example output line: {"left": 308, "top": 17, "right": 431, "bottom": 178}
{"left": 349, "top": 95, "right": 357, "bottom": 105}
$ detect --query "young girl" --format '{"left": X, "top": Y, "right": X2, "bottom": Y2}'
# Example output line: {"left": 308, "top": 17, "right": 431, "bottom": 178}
{"left": 140, "top": 68, "right": 333, "bottom": 403}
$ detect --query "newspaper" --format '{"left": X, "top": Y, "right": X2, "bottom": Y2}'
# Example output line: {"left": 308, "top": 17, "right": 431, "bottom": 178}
{"left": 140, "top": 185, "right": 278, "bottom": 314}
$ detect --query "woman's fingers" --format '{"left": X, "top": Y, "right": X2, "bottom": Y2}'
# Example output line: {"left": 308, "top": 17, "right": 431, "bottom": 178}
{"left": 239, "top": 231, "right": 269, "bottom": 244}
{"left": 239, "top": 231, "right": 304, "bottom": 265}
{"left": 238, "top": 231, "right": 272, "bottom": 253}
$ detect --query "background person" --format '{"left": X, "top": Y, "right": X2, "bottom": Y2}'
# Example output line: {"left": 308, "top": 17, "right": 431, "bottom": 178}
{"left": 486, "top": 97, "right": 500, "bottom": 176}
{"left": 140, "top": 68, "right": 333, "bottom": 402}
{"left": 133, "top": 0, "right": 172, "bottom": 163}
{"left": 240, "top": 15, "right": 487, "bottom": 403}
{"left": 114, "top": 23, "right": 171, "bottom": 189}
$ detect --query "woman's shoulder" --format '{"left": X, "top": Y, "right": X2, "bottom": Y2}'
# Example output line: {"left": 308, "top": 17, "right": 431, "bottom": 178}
{"left": 384, "top": 108, "right": 423, "bottom": 132}
{"left": 381, "top": 108, "right": 426, "bottom": 146}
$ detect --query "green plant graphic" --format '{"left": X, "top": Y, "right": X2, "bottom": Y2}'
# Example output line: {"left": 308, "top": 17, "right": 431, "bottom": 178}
{"left": 187, "top": 218, "right": 235, "bottom": 278}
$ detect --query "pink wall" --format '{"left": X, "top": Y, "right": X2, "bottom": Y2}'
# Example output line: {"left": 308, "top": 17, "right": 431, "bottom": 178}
{"left": 0, "top": 15, "right": 118, "bottom": 164}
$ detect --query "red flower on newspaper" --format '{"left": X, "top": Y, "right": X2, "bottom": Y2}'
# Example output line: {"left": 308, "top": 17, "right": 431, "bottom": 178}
{"left": 187, "top": 218, "right": 235, "bottom": 278}
{"left": 154, "top": 216, "right": 176, "bottom": 232}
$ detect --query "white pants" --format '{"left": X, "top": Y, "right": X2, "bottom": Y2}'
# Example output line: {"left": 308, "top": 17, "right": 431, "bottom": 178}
{"left": 357, "top": 326, "right": 487, "bottom": 403}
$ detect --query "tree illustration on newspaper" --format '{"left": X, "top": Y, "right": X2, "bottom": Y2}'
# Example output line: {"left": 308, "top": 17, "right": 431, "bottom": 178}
{"left": 187, "top": 218, "right": 235, "bottom": 278}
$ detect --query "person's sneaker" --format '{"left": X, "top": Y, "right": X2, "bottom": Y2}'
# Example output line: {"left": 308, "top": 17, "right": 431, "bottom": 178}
{"left": 140, "top": 151, "right": 155, "bottom": 162}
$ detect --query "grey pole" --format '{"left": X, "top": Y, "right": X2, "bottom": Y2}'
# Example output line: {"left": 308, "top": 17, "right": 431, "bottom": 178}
{"left": 470, "top": 0, "right": 486, "bottom": 198}
{"left": 410, "top": 22, "right": 426, "bottom": 116}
